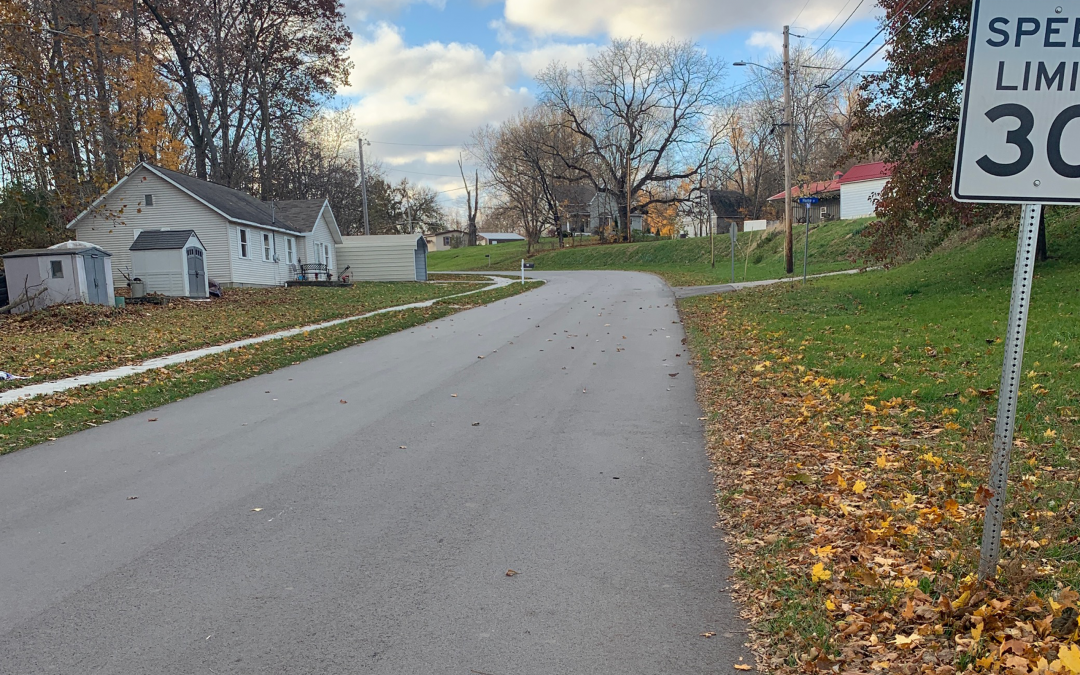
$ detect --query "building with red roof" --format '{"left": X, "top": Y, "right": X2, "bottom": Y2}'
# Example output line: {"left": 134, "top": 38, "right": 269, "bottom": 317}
{"left": 767, "top": 174, "right": 843, "bottom": 225}
{"left": 839, "top": 161, "right": 894, "bottom": 219}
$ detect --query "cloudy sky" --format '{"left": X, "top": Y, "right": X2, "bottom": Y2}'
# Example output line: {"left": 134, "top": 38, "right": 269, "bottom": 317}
{"left": 336, "top": 0, "right": 883, "bottom": 204}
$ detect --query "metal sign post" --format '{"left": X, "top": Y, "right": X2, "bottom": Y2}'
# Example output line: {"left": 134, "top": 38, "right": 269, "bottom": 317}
{"left": 952, "top": 0, "right": 1080, "bottom": 578}
{"left": 730, "top": 222, "right": 736, "bottom": 283}
{"left": 979, "top": 204, "right": 1041, "bottom": 578}
{"left": 797, "top": 197, "right": 819, "bottom": 283}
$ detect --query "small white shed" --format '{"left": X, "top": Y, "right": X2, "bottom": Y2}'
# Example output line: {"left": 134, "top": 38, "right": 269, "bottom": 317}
{"left": 2, "top": 242, "right": 115, "bottom": 313}
{"left": 335, "top": 235, "right": 428, "bottom": 282}
{"left": 130, "top": 230, "right": 209, "bottom": 298}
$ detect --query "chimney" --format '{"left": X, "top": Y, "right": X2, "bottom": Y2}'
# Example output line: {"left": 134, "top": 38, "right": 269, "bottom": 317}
{"left": 271, "top": 201, "right": 276, "bottom": 224}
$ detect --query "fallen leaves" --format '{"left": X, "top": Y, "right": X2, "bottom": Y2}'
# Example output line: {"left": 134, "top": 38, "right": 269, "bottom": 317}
{"left": 680, "top": 292, "right": 1080, "bottom": 675}
{"left": 505, "top": 570, "right": 518, "bottom": 577}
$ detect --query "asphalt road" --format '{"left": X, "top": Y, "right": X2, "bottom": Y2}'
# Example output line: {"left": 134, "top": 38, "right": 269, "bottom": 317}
{"left": 0, "top": 271, "right": 750, "bottom": 674}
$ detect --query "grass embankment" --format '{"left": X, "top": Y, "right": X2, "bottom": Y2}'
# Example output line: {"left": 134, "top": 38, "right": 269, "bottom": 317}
{"left": 0, "top": 281, "right": 484, "bottom": 391}
{"left": 0, "top": 281, "right": 542, "bottom": 456}
{"left": 681, "top": 209, "right": 1080, "bottom": 673}
{"left": 428, "top": 218, "right": 872, "bottom": 286}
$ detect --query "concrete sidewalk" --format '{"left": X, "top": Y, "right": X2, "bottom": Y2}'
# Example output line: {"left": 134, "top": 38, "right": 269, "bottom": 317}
{"left": 673, "top": 268, "right": 864, "bottom": 299}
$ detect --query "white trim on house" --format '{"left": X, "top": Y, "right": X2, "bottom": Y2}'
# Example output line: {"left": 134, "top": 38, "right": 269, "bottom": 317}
{"left": 238, "top": 228, "right": 251, "bottom": 259}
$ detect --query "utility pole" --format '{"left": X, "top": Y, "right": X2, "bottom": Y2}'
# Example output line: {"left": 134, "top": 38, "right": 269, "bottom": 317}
{"left": 626, "top": 153, "right": 633, "bottom": 243}
{"left": 782, "top": 24, "right": 794, "bottom": 275}
{"left": 706, "top": 163, "right": 714, "bottom": 269}
{"left": 358, "top": 137, "right": 371, "bottom": 236}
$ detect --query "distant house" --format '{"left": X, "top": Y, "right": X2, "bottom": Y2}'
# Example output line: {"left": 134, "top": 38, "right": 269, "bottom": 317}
{"left": 839, "top": 162, "right": 894, "bottom": 219}
{"left": 588, "top": 193, "right": 643, "bottom": 233}
{"left": 424, "top": 229, "right": 466, "bottom": 252}
{"left": 768, "top": 175, "right": 842, "bottom": 224}
{"left": 554, "top": 185, "right": 596, "bottom": 234}
{"left": 67, "top": 163, "right": 343, "bottom": 288}
{"left": 477, "top": 232, "right": 526, "bottom": 245}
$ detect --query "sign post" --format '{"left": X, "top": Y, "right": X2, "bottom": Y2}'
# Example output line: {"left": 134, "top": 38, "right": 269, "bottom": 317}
{"left": 952, "top": 0, "right": 1080, "bottom": 578}
{"left": 797, "top": 197, "right": 819, "bottom": 282}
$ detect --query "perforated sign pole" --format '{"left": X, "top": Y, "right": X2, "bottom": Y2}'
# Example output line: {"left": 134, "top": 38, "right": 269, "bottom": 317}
{"left": 978, "top": 204, "right": 1040, "bottom": 579}
{"left": 951, "top": 0, "right": 1080, "bottom": 578}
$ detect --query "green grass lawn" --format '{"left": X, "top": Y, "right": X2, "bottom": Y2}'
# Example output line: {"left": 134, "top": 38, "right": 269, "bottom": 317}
{"left": 428, "top": 218, "right": 873, "bottom": 286}
{"left": 679, "top": 208, "right": 1080, "bottom": 672}
{"left": 0, "top": 281, "right": 485, "bottom": 390}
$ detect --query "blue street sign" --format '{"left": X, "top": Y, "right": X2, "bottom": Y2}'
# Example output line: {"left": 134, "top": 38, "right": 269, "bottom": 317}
{"left": 798, "top": 197, "right": 820, "bottom": 205}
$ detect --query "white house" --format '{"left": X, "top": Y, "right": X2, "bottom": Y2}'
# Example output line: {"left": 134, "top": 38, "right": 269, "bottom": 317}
{"left": 424, "top": 229, "right": 466, "bottom": 251}
{"left": 67, "top": 163, "right": 343, "bottom": 288}
{"left": 839, "top": 162, "right": 894, "bottom": 220}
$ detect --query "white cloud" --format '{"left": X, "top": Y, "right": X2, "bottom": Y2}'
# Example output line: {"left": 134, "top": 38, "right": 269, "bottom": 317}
{"left": 746, "top": 31, "right": 783, "bottom": 54}
{"left": 503, "top": 0, "right": 862, "bottom": 41}
{"left": 340, "top": 0, "right": 445, "bottom": 22}
{"left": 339, "top": 24, "right": 593, "bottom": 199}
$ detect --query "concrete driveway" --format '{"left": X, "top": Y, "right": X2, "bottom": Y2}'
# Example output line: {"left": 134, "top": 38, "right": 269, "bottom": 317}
{"left": 0, "top": 271, "right": 749, "bottom": 674}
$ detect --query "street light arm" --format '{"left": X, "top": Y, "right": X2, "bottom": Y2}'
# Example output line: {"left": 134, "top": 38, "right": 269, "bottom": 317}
{"left": 733, "top": 61, "right": 783, "bottom": 76}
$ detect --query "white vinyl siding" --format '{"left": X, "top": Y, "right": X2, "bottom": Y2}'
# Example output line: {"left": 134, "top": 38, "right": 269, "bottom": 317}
{"left": 71, "top": 166, "right": 234, "bottom": 286}
{"left": 302, "top": 210, "right": 336, "bottom": 272}
{"left": 840, "top": 178, "right": 890, "bottom": 220}
{"left": 336, "top": 235, "right": 426, "bottom": 282}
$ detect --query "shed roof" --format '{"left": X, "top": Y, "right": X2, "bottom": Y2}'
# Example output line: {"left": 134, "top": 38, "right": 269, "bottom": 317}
{"left": 339, "top": 234, "right": 426, "bottom": 247}
{"left": 479, "top": 232, "right": 526, "bottom": 241}
{"left": 130, "top": 229, "right": 204, "bottom": 251}
{"left": 839, "top": 161, "right": 894, "bottom": 185}
{"left": 3, "top": 246, "right": 111, "bottom": 259}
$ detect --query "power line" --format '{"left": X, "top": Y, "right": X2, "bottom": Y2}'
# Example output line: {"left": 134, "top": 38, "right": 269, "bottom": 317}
{"left": 822, "top": 0, "right": 934, "bottom": 95}
{"left": 369, "top": 141, "right": 463, "bottom": 148}
{"left": 791, "top": 0, "right": 813, "bottom": 26}
{"left": 806, "top": 0, "right": 856, "bottom": 50}
{"left": 821, "top": 0, "right": 917, "bottom": 87}
{"left": 811, "top": 0, "right": 867, "bottom": 59}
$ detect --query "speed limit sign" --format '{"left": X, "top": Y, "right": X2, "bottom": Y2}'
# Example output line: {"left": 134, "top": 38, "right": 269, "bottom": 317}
{"left": 951, "top": 0, "right": 1080, "bottom": 582}
{"left": 953, "top": 0, "right": 1080, "bottom": 203}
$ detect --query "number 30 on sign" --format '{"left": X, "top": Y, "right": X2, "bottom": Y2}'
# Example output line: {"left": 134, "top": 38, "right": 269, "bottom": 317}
{"left": 954, "top": 0, "right": 1080, "bottom": 203}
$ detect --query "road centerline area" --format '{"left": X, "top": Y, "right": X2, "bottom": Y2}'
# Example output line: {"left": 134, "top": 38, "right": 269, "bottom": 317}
{"left": 0, "top": 271, "right": 749, "bottom": 674}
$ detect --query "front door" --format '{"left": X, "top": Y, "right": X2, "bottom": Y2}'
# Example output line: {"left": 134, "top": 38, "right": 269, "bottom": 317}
{"left": 187, "top": 248, "right": 206, "bottom": 297}
{"left": 86, "top": 253, "right": 108, "bottom": 305}
{"left": 415, "top": 245, "right": 427, "bottom": 281}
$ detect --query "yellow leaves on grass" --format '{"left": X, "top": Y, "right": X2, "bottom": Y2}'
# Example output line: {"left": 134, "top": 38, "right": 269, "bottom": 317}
{"left": 853, "top": 480, "right": 867, "bottom": 495}
{"left": 811, "top": 563, "right": 832, "bottom": 583}
{"left": 1058, "top": 644, "right": 1080, "bottom": 674}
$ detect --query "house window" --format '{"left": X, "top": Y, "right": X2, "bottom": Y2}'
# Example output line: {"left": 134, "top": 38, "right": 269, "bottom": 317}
{"left": 144, "top": 194, "right": 154, "bottom": 206}
{"left": 263, "top": 233, "right": 272, "bottom": 261}
{"left": 322, "top": 242, "right": 331, "bottom": 267}
{"left": 286, "top": 238, "right": 295, "bottom": 264}
{"left": 238, "top": 228, "right": 249, "bottom": 258}
{"left": 443, "top": 237, "right": 450, "bottom": 246}
{"left": 50, "top": 260, "right": 64, "bottom": 278}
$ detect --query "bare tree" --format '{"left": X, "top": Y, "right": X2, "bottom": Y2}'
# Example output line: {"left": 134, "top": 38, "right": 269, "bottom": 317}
{"left": 537, "top": 38, "right": 727, "bottom": 243}
{"left": 459, "top": 155, "right": 479, "bottom": 246}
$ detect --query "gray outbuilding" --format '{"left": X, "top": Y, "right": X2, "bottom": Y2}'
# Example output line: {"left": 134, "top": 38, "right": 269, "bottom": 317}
{"left": 130, "top": 230, "right": 209, "bottom": 298}
{"left": 2, "top": 242, "right": 115, "bottom": 313}
{"left": 335, "top": 234, "right": 428, "bottom": 282}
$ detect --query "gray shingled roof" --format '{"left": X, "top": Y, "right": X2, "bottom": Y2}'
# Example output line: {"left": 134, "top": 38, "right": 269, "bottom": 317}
{"left": 149, "top": 165, "right": 307, "bottom": 234}
{"left": 273, "top": 200, "right": 325, "bottom": 234}
{"left": 130, "top": 229, "right": 202, "bottom": 251}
